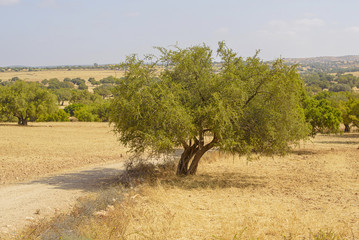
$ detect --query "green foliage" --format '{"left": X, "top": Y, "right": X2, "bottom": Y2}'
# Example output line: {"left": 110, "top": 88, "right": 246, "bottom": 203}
{"left": 52, "top": 88, "right": 72, "bottom": 105}
{"left": 303, "top": 97, "right": 342, "bottom": 135}
{"left": 99, "top": 76, "right": 116, "bottom": 84}
{"left": 91, "top": 100, "right": 111, "bottom": 122}
{"left": 47, "top": 78, "right": 74, "bottom": 89}
{"left": 110, "top": 43, "right": 310, "bottom": 175}
{"left": 64, "top": 100, "right": 110, "bottom": 122}
{"left": 74, "top": 107, "right": 96, "bottom": 122}
{"left": 77, "top": 82, "right": 88, "bottom": 90}
{"left": 37, "top": 109, "right": 70, "bottom": 122}
{"left": 93, "top": 84, "right": 113, "bottom": 99}
{"left": 70, "top": 89, "right": 101, "bottom": 105}
{"left": 329, "top": 83, "right": 352, "bottom": 92}
{"left": 314, "top": 91, "right": 359, "bottom": 132}
{"left": 0, "top": 80, "right": 57, "bottom": 125}
{"left": 71, "top": 77, "right": 86, "bottom": 86}
{"left": 337, "top": 74, "right": 359, "bottom": 88}
{"left": 41, "top": 79, "right": 49, "bottom": 85}
{"left": 64, "top": 103, "right": 85, "bottom": 116}
{"left": 88, "top": 77, "right": 100, "bottom": 85}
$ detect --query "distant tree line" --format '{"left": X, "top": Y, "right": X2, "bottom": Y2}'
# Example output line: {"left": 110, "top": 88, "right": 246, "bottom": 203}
{"left": 1, "top": 64, "right": 359, "bottom": 135}
{"left": 0, "top": 75, "right": 118, "bottom": 125}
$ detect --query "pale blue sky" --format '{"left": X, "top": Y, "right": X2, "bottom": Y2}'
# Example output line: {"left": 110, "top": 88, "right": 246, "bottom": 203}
{"left": 0, "top": 0, "right": 358, "bottom": 66}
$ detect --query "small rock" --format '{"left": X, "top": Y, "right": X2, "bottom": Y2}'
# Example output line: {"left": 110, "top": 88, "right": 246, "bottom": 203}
{"left": 106, "top": 205, "right": 115, "bottom": 211}
{"left": 93, "top": 210, "right": 108, "bottom": 217}
{"left": 25, "top": 217, "right": 35, "bottom": 221}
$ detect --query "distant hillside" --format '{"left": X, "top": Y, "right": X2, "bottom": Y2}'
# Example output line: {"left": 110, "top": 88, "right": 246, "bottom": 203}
{"left": 284, "top": 55, "right": 359, "bottom": 72}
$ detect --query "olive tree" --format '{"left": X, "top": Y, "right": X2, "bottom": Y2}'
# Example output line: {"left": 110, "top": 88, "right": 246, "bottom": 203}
{"left": 0, "top": 81, "right": 57, "bottom": 125}
{"left": 110, "top": 43, "right": 310, "bottom": 175}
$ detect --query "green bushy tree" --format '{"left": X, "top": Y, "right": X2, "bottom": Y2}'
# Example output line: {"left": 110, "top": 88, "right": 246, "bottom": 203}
{"left": 303, "top": 97, "right": 342, "bottom": 135}
{"left": 110, "top": 43, "right": 310, "bottom": 175}
{"left": 0, "top": 81, "right": 57, "bottom": 125}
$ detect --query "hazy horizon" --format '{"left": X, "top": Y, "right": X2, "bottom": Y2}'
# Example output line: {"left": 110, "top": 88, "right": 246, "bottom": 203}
{"left": 1, "top": 0, "right": 359, "bottom": 67}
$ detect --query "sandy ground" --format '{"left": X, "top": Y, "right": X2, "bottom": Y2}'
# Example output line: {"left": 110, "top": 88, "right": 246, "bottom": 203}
{"left": 0, "top": 122, "right": 128, "bottom": 236}
{"left": 0, "top": 162, "right": 125, "bottom": 236}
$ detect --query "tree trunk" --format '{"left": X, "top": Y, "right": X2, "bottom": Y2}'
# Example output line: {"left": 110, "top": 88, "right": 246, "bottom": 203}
{"left": 176, "top": 136, "right": 217, "bottom": 176}
{"left": 17, "top": 117, "right": 28, "bottom": 126}
{"left": 344, "top": 124, "right": 350, "bottom": 133}
{"left": 176, "top": 145, "right": 198, "bottom": 175}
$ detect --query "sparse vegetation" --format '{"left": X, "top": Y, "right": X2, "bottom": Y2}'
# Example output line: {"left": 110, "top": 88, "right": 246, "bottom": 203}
{"left": 6, "top": 132, "right": 358, "bottom": 239}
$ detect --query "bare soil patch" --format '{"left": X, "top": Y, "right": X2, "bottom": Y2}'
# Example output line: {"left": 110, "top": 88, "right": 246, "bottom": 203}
{"left": 0, "top": 122, "right": 128, "bottom": 185}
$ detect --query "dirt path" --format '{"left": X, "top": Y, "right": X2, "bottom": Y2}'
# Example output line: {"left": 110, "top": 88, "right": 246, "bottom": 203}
{"left": 0, "top": 162, "right": 125, "bottom": 237}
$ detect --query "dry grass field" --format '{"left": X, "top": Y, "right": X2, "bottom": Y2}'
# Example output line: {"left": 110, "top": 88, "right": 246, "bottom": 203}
{"left": 0, "top": 69, "right": 124, "bottom": 82}
{"left": 13, "top": 131, "right": 359, "bottom": 239}
{"left": 0, "top": 122, "right": 128, "bottom": 185}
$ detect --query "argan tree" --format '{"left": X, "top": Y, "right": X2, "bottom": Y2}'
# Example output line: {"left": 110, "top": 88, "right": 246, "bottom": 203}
{"left": 110, "top": 43, "right": 310, "bottom": 175}
{"left": 0, "top": 80, "right": 57, "bottom": 125}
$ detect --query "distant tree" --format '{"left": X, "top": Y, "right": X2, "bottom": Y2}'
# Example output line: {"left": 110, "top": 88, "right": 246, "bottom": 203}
{"left": 110, "top": 43, "right": 310, "bottom": 175}
{"left": 71, "top": 78, "right": 86, "bottom": 86}
{"left": 41, "top": 79, "right": 49, "bottom": 85}
{"left": 303, "top": 97, "right": 342, "bottom": 135}
{"left": 100, "top": 76, "right": 116, "bottom": 84}
{"left": 53, "top": 88, "right": 72, "bottom": 105}
{"left": 64, "top": 103, "right": 85, "bottom": 116}
{"left": 88, "top": 77, "right": 100, "bottom": 85}
{"left": 70, "top": 90, "right": 98, "bottom": 105}
{"left": 337, "top": 74, "right": 359, "bottom": 88}
{"left": 0, "top": 81, "right": 57, "bottom": 125}
{"left": 77, "top": 82, "right": 88, "bottom": 90}
{"left": 329, "top": 83, "right": 352, "bottom": 92}
{"left": 93, "top": 84, "right": 113, "bottom": 99}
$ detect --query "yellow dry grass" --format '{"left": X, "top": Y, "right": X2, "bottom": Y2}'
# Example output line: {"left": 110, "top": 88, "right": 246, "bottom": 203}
{"left": 0, "top": 122, "right": 128, "bottom": 185}
{"left": 0, "top": 69, "right": 124, "bottom": 82}
{"left": 346, "top": 71, "right": 359, "bottom": 77}
{"left": 75, "top": 134, "right": 359, "bottom": 239}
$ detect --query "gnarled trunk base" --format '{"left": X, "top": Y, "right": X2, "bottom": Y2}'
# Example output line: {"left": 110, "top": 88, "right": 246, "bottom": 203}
{"left": 344, "top": 124, "right": 350, "bottom": 133}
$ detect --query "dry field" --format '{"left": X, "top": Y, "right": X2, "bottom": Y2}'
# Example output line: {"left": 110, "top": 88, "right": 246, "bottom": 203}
{"left": 13, "top": 132, "right": 359, "bottom": 239}
{"left": 0, "top": 122, "right": 128, "bottom": 185}
{"left": 124, "top": 136, "right": 359, "bottom": 239}
{"left": 0, "top": 69, "right": 124, "bottom": 82}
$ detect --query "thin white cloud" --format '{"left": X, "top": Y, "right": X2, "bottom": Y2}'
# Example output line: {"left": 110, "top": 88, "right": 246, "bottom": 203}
{"left": 294, "top": 18, "right": 325, "bottom": 27}
{"left": 124, "top": 12, "right": 140, "bottom": 17}
{"left": 0, "top": 0, "right": 19, "bottom": 6}
{"left": 258, "top": 17, "right": 326, "bottom": 38}
{"left": 345, "top": 26, "right": 359, "bottom": 33}
{"left": 216, "top": 27, "right": 229, "bottom": 34}
{"left": 37, "top": 0, "right": 58, "bottom": 8}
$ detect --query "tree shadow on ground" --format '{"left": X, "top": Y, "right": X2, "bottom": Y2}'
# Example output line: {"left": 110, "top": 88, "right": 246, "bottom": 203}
{"left": 316, "top": 141, "right": 359, "bottom": 145}
{"left": 29, "top": 167, "right": 124, "bottom": 192}
{"left": 159, "top": 172, "right": 266, "bottom": 190}
{"left": 291, "top": 149, "right": 318, "bottom": 156}
{"left": 333, "top": 133, "right": 359, "bottom": 139}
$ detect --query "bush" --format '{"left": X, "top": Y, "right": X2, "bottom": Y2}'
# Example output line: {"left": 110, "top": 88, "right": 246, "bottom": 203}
{"left": 78, "top": 82, "right": 88, "bottom": 90}
{"left": 64, "top": 103, "right": 85, "bottom": 116}
{"left": 74, "top": 107, "right": 96, "bottom": 122}
{"left": 37, "top": 109, "right": 70, "bottom": 122}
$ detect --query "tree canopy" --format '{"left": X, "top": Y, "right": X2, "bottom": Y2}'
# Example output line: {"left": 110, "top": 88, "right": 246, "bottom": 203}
{"left": 110, "top": 43, "right": 311, "bottom": 175}
{"left": 0, "top": 80, "right": 57, "bottom": 125}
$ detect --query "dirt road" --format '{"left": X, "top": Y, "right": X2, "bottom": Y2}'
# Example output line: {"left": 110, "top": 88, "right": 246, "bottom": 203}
{"left": 0, "top": 162, "right": 125, "bottom": 237}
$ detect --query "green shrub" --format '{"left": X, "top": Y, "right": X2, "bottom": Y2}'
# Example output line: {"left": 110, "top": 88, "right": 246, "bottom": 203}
{"left": 74, "top": 107, "right": 97, "bottom": 122}
{"left": 37, "top": 109, "right": 70, "bottom": 122}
